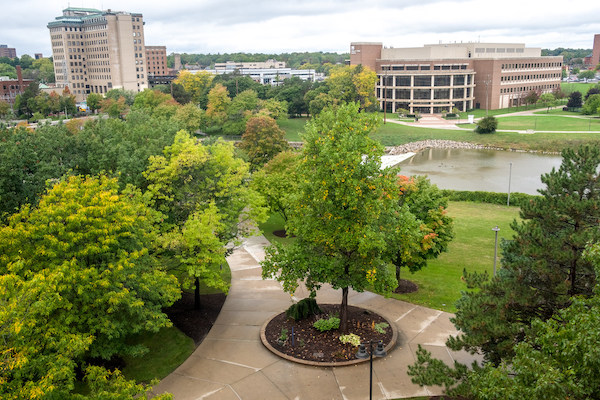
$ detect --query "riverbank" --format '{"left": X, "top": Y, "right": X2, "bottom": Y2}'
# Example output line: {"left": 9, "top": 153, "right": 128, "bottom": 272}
{"left": 386, "top": 140, "right": 561, "bottom": 155}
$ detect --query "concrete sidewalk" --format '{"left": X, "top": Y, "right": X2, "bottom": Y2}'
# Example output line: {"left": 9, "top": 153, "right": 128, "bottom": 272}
{"left": 152, "top": 235, "right": 477, "bottom": 399}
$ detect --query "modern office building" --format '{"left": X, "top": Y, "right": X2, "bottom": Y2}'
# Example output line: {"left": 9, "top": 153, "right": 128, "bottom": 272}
{"left": 194, "top": 67, "right": 321, "bottom": 86}
{"left": 214, "top": 60, "right": 287, "bottom": 71}
{"left": 47, "top": 7, "right": 148, "bottom": 102}
{"left": 350, "top": 42, "right": 562, "bottom": 113}
{"left": 146, "top": 45, "right": 168, "bottom": 77}
{"left": 0, "top": 45, "right": 17, "bottom": 59}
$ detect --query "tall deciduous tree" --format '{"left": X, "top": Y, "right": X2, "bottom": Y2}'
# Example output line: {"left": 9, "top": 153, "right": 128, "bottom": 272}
{"left": 251, "top": 150, "right": 300, "bottom": 222}
{"left": 0, "top": 176, "right": 180, "bottom": 359}
{"left": 393, "top": 175, "right": 454, "bottom": 284}
{"left": 261, "top": 102, "right": 411, "bottom": 332}
{"left": 239, "top": 115, "right": 289, "bottom": 169}
{"left": 205, "top": 83, "right": 231, "bottom": 131}
{"left": 144, "top": 131, "right": 266, "bottom": 308}
{"left": 174, "top": 70, "right": 213, "bottom": 106}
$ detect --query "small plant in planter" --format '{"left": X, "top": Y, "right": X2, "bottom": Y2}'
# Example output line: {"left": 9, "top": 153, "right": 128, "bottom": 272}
{"left": 313, "top": 316, "right": 340, "bottom": 332}
{"left": 278, "top": 328, "right": 288, "bottom": 345}
{"left": 373, "top": 322, "right": 389, "bottom": 334}
{"left": 286, "top": 297, "right": 321, "bottom": 321}
{"left": 339, "top": 333, "right": 361, "bottom": 347}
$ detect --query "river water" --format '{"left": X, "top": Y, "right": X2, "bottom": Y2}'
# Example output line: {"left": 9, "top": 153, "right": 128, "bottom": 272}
{"left": 397, "top": 148, "right": 563, "bottom": 195}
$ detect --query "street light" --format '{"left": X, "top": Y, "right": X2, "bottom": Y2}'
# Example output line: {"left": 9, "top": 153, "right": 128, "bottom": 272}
{"left": 356, "top": 340, "right": 387, "bottom": 400}
{"left": 507, "top": 162, "right": 512, "bottom": 206}
{"left": 492, "top": 226, "right": 500, "bottom": 276}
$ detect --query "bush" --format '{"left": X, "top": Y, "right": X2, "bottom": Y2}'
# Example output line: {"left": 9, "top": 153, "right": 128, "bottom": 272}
{"left": 313, "top": 316, "right": 340, "bottom": 332}
{"left": 339, "top": 333, "right": 361, "bottom": 347}
{"left": 440, "top": 189, "right": 539, "bottom": 207}
{"left": 285, "top": 297, "right": 322, "bottom": 321}
{"left": 374, "top": 322, "right": 389, "bottom": 334}
{"left": 476, "top": 115, "right": 498, "bottom": 134}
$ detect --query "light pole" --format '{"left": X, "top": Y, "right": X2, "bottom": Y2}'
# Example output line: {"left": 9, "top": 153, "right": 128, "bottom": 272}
{"left": 492, "top": 226, "right": 500, "bottom": 276}
{"left": 507, "top": 162, "right": 512, "bottom": 206}
{"left": 356, "top": 340, "right": 387, "bottom": 400}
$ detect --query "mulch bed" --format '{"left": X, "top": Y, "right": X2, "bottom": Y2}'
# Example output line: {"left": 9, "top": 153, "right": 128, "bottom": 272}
{"left": 393, "top": 279, "right": 419, "bottom": 294}
{"left": 264, "top": 304, "right": 393, "bottom": 363}
{"left": 164, "top": 291, "right": 227, "bottom": 345}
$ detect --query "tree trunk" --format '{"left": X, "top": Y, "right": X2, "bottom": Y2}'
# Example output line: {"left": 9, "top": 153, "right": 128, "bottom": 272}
{"left": 340, "top": 286, "right": 349, "bottom": 333}
{"left": 396, "top": 266, "right": 401, "bottom": 284}
{"left": 194, "top": 277, "right": 201, "bottom": 310}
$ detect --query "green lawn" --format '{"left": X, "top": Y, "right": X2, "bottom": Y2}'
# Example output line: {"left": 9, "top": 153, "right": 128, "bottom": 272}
{"left": 260, "top": 201, "right": 520, "bottom": 313}
{"left": 561, "top": 82, "right": 596, "bottom": 96}
{"left": 494, "top": 115, "right": 600, "bottom": 131}
{"left": 370, "top": 120, "right": 600, "bottom": 151}
{"left": 278, "top": 117, "right": 308, "bottom": 141}
{"left": 389, "top": 201, "right": 519, "bottom": 312}
{"left": 122, "top": 326, "right": 195, "bottom": 382}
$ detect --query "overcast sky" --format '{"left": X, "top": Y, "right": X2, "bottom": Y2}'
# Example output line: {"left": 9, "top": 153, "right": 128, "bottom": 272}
{"left": 3, "top": 0, "right": 600, "bottom": 57}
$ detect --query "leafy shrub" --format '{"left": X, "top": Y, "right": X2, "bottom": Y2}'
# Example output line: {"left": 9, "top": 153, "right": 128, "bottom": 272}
{"left": 286, "top": 297, "right": 322, "bottom": 321}
{"left": 313, "top": 316, "right": 340, "bottom": 332}
{"left": 476, "top": 115, "right": 498, "bottom": 134}
{"left": 440, "top": 189, "right": 539, "bottom": 207}
{"left": 279, "top": 328, "right": 288, "bottom": 342}
{"left": 339, "top": 333, "right": 361, "bottom": 347}
{"left": 374, "top": 322, "right": 389, "bottom": 334}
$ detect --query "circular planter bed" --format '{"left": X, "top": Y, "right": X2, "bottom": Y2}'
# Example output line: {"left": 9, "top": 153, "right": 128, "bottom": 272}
{"left": 260, "top": 304, "right": 397, "bottom": 367}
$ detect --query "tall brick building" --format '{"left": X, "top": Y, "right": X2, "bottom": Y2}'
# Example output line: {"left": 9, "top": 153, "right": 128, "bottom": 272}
{"left": 351, "top": 42, "right": 562, "bottom": 114}
{"left": 146, "top": 46, "right": 168, "bottom": 77}
{"left": 0, "top": 45, "right": 17, "bottom": 59}
{"left": 0, "top": 66, "right": 33, "bottom": 105}
{"left": 47, "top": 7, "right": 148, "bottom": 102}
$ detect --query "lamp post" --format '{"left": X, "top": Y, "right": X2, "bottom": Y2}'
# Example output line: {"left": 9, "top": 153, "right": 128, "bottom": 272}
{"left": 492, "top": 226, "right": 500, "bottom": 276}
{"left": 356, "top": 340, "right": 387, "bottom": 400}
{"left": 507, "top": 162, "right": 512, "bottom": 206}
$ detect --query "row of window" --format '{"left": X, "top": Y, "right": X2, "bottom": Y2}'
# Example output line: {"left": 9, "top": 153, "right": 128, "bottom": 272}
{"left": 500, "top": 83, "right": 560, "bottom": 94}
{"left": 382, "top": 64, "right": 469, "bottom": 71}
{"left": 378, "top": 87, "right": 472, "bottom": 100}
{"left": 378, "top": 74, "right": 474, "bottom": 87}
{"left": 501, "top": 62, "right": 561, "bottom": 69}
{"left": 501, "top": 73, "right": 561, "bottom": 81}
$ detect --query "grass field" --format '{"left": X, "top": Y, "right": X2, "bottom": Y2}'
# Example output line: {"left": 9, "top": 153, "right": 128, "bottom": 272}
{"left": 278, "top": 117, "right": 308, "bottom": 141}
{"left": 260, "top": 201, "right": 521, "bottom": 313}
{"left": 495, "top": 115, "right": 600, "bottom": 131}
{"left": 561, "top": 82, "right": 597, "bottom": 96}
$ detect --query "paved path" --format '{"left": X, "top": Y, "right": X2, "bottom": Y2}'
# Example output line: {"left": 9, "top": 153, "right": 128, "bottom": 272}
{"left": 152, "top": 235, "right": 477, "bottom": 400}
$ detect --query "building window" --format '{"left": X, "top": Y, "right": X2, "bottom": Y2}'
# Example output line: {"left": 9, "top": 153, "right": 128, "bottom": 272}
{"left": 454, "top": 75, "right": 465, "bottom": 85}
{"left": 434, "top": 75, "right": 451, "bottom": 86}
{"left": 413, "top": 76, "right": 431, "bottom": 86}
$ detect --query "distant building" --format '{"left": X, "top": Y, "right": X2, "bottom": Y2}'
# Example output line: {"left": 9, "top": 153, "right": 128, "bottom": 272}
{"left": 197, "top": 67, "right": 321, "bottom": 86}
{"left": 35, "top": 53, "right": 43, "bottom": 60}
{"left": 173, "top": 53, "right": 182, "bottom": 73}
{"left": 0, "top": 66, "right": 34, "bottom": 105}
{"left": 0, "top": 45, "right": 17, "bottom": 59}
{"left": 214, "top": 59, "right": 286, "bottom": 70}
{"left": 351, "top": 41, "right": 562, "bottom": 113}
{"left": 592, "top": 34, "right": 600, "bottom": 68}
{"left": 47, "top": 7, "right": 149, "bottom": 102}
{"left": 146, "top": 45, "right": 168, "bottom": 77}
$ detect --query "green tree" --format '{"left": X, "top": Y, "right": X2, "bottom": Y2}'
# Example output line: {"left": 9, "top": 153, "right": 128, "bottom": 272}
{"left": 239, "top": 115, "right": 289, "bottom": 169}
{"left": 0, "top": 100, "right": 11, "bottom": 120}
{"left": 567, "top": 90, "right": 583, "bottom": 109}
{"left": 476, "top": 115, "right": 498, "bottom": 133}
{"left": 105, "top": 88, "right": 136, "bottom": 106}
{"left": 205, "top": 83, "right": 231, "bottom": 131}
{"left": 269, "top": 76, "right": 312, "bottom": 117}
{"left": 144, "top": 131, "right": 266, "bottom": 308}
{"left": 392, "top": 175, "right": 454, "bottom": 285}
{"left": 0, "top": 175, "right": 180, "bottom": 360}
{"left": 86, "top": 92, "right": 102, "bottom": 114}
{"left": 100, "top": 96, "right": 129, "bottom": 118}
{"left": 174, "top": 70, "right": 213, "bottom": 106}
{"left": 59, "top": 87, "right": 77, "bottom": 116}
{"left": 537, "top": 92, "right": 556, "bottom": 112}
{"left": 14, "top": 82, "right": 39, "bottom": 118}
{"left": 223, "top": 89, "right": 260, "bottom": 135}
{"left": 251, "top": 150, "right": 300, "bottom": 222}
{"left": 0, "top": 63, "right": 16, "bottom": 78}
{"left": 155, "top": 82, "right": 192, "bottom": 105}
{"left": 452, "top": 145, "right": 600, "bottom": 365}
{"left": 582, "top": 93, "right": 600, "bottom": 115}
{"left": 172, "top": 102, "right": 206, "bottom": 133}
{"left": 578, "top": 69, "right": 596, "bottom": 81}
{"left": 261, "top": 103, "right": 411, "bottom": 332}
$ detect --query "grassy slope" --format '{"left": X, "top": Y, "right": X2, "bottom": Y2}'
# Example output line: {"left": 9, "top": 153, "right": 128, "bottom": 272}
{"left": 260, "top": 201, "right": 520, "bottom": 313}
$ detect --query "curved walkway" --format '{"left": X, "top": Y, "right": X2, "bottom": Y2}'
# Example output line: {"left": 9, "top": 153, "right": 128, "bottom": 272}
{"left": 152, "top": 235, "right": 478, "bottom": 400}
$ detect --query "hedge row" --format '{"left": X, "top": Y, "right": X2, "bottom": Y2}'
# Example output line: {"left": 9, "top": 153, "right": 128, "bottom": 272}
{"left": 440, "top": 190, "right": 539, "bottom": 207}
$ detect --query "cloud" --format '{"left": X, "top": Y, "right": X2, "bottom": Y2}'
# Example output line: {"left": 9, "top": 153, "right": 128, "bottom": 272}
{"left": 1, "top": 0, "right": 600, "bottom": 56}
